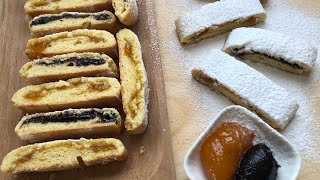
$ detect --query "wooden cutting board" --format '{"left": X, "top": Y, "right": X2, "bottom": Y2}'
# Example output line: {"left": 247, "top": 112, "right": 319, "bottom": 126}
{"left": 154, "top": 0, "right": 320, "bottom": 179}
{"left": 0, "top": 0, "right": 175, "bottom": 179}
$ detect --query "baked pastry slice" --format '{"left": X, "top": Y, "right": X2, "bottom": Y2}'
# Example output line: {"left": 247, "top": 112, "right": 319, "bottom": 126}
{"left": 15, "top": 108, "right": 122, "bottom": 142}
{"left": 175, "top": 0, "right": 266, "bottom": 44}
{"left": 1, "top": 138, "right": 127, "bottom": 173}
{"left": 223, "top": 28, "right": 317, "bottom": 75}
{"left": 26, "top": 29, "right": 117, "bottom": 60}
{"left": 112, "top": 0, "right": 139, "bottom": 26}
{"left": 30, "top": 11, "right": 117, "bottom": 36}
{"left": 192, "top": 49, "right": 299, "bottom": 130}
{"left": 116, "top": 29, "right": 149, "bottom": 134}
{"left": 11, "top": 77, "right": 121, "bottom": 113}
{"left": 25, "top": 0, "right": 112, "bottom": 17}
{"left": 20, "top": 52, "right": 118, "bottom": 84}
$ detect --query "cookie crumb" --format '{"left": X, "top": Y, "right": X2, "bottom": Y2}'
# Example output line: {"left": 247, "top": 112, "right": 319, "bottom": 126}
{"left": 139, "top": 146, "right": 145, "bottom": 155}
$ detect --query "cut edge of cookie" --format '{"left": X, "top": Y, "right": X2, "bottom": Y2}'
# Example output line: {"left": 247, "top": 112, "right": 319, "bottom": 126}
{"left": 24, "top": 0, "right": 113, "bottom": 17}
{"left": 117, "top": 28, "right": 149, "bottom": 134}
{"left": 0, "top": 138, "right": 127, "bottom": 173}
{"left": 25, "top": 29, "right": 118, "bottom": 60}
{"left": 29, "top": 11, "right": 117, "bottom": 36}
{"left": 15, "top": 108, "right": 122, "bottom": 142}
{"left": 11, "top": 77, "right": 122, "bottom": 113}
{"left": 20, "top": 52, "right": 119, "bottom": 84}
{"left": 229, "top": 52, "right": 313, "bottom": 75}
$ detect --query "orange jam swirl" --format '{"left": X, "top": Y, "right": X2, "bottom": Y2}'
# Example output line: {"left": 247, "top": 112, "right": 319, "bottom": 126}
{"left": 200, "top": 122, "right": 255, "bottom": 180}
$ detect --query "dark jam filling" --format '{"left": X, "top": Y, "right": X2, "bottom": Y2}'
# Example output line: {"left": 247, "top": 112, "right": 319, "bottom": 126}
{"left": 234, "top": 48, "right": 303, "bottom": 70}
{"left": 94, "top": 14, "right": 111, "bottom": 21}
{"left": 21, "top": 110, "right": 118, "bottom": 127}
{"left": 31, "top": 13, "right": 111, "bottom": 26}
{"left": 235, "top": 143, "right": 280, "bottom": 180}
{"left": 35, "top": 57, "right": 106, "bottom": 67}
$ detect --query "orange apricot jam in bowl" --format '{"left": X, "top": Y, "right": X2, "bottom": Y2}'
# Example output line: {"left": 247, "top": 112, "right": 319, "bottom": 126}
{"left": 200, "top": 122, "right": 255, "bottom": 180}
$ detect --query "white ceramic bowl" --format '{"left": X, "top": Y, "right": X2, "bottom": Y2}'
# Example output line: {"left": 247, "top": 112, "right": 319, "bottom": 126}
{"left": 184, "top": 105, "right": 301, "bottom": 180}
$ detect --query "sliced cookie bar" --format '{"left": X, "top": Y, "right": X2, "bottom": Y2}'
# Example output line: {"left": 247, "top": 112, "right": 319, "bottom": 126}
{"left": 11, "top": 77, "right": 121, "bottom": 113}
{"left": 15, "top": 108, "right": 122, "bottom": 142}
{"left": 112, "top": 0, "right": 138, "bottom": 26}
{"left": 192, "top": 50, "right": 299, "bottom": 130}
{"left": 26, "top": 29, "right": 117, "bottom": 60}
{"left": 30, "top": 11, "right": 117, "bottom": 36}
{"left": 117, "top": 29, "right": 149, "bottom": 134}
{"left": 175, "top": 0, "right": 266, "bottom": 44}
{"left": 223, "top": 28, "right": 317, "bottom": 75}
{"left": 20, "top": 52, "right": 118, "bottom": 84}
{"left": 1, "top": 138, "right": 127, "bottom": 173}
{"left": 25, "top": 0, "right": 112, "bottom": 17}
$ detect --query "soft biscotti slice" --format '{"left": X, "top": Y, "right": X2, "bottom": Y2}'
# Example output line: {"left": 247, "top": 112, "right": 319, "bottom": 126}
{"left": 26, "top": 29, "right": 117, "bottom": 60}
{"left": 25, "top": 0, "right": 112, "bottom": 17}
{"left": 192, "top": 50, "right": 299, "bottom": 130}
{"left": 223, "top": 28, "right": 317, "bottom": 75}
{"left": 15, "top": 108, "right": 122, "bottom": 142}
{"left": 112, "top": 0, "right": 138, "bottom": 26}
{"left": 175, "top": 0, "right": 266, "bottom": 44}
{"left": 116, "top": 29, "right": 149, "bottom": 134}
{"left": 30, "top": 11, "right": 117, "bottom": 36}
{"left": 1, "top": 138, "right": 127, "bottom": 173}
{"left": 11, "top": 77, "right": 121, "bottom": 113}
{"left": 20, "top": 52, "right": 118, "bottom": 84}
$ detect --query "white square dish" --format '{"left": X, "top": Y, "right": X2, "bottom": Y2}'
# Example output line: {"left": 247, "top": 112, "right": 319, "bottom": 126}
{"left": 184, "top": 105, "right": 301, "bottom": 180}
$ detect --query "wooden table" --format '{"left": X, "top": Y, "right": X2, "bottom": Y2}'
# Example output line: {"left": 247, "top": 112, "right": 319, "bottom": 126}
{"left": 154, "top": 0, "right": 320, "bottom": 179}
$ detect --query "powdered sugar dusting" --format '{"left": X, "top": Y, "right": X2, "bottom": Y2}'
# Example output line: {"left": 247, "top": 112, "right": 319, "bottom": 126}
{"left": 193, "top": 49, "right": 299, "bottom": 130}
{"left": 224, "top": 27, "right": 317, "bottom": 69}
{"left": 155, "top": 0, "right": 320, "bottom": 178}
{"left": 175, "top": 0, "right": 266, "bottom": 43}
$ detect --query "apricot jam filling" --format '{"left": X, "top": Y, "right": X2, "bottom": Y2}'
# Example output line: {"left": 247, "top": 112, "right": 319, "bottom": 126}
{"left": 124, "top": 40, "right": 144, "bottom": 119}
{"left": 26, "top": 34, "right": 105, "bottom": 59}
{"left": 200, "top": 122, "right": 255, "bottom": 180}
{"left": 24, "top": 80, "right": 111, "bottom": 101}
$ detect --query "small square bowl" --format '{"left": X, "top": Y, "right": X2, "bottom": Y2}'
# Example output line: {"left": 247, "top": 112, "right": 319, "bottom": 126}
{"left": 184, "top": 105, "right": 301, "bottom": 180}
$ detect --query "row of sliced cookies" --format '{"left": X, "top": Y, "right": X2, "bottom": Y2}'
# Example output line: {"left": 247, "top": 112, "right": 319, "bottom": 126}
{"left": 16, "top": 28, "right": 149, "bottom": 135}
{"left": 3, "top": 29, "right": 149, "bottom": 174}
{"left": 1, "top": 35, "right": 127, "bottom": 173}
{"left": 1, "top": 0, "right": 148, "bottom": 174}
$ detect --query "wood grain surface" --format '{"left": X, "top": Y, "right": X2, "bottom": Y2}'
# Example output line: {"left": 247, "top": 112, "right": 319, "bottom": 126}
{"left": 0, "top": 0, "right": 175, "bottom": 179}
{"left": 154, "top": 0, "right": 320, "bottom": 179}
